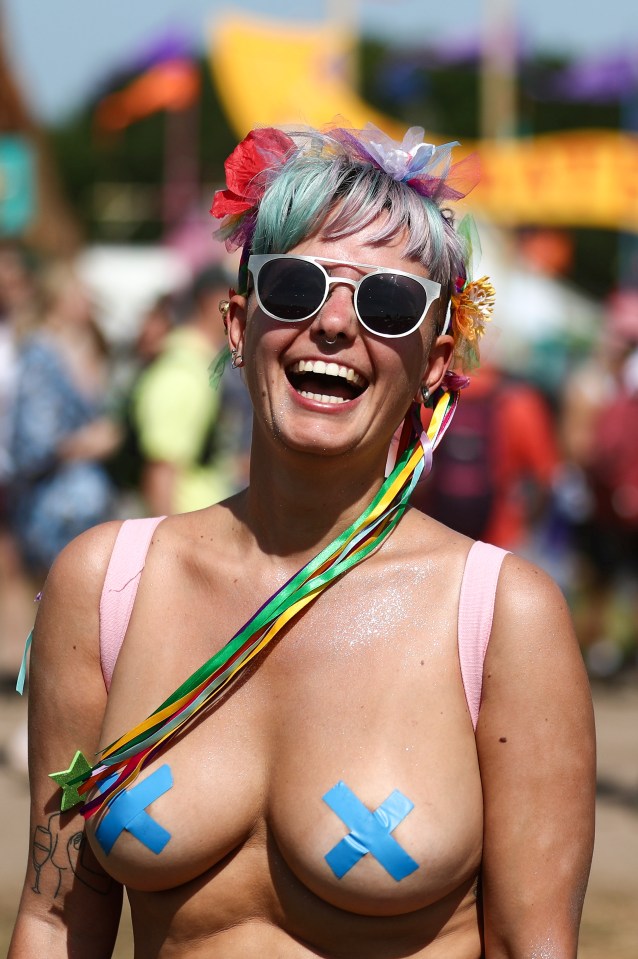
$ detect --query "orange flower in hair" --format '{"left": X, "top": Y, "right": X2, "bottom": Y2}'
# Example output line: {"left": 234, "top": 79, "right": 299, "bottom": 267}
{"left": 451, "top": 276, "right": 495, "bottom": 371}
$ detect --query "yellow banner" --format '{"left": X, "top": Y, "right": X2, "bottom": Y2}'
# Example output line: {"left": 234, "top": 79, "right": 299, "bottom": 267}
{"left": 208, "top": 13, "right": 405, "bottom": 139}
{"left": 470, "top": 131, "right": 638, "bottom": 231}
{"left": 208, "top": 14, "right": 638, "bottom": 232}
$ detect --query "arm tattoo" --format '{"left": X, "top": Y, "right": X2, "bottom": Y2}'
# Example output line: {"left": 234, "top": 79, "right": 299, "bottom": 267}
{"left": 30, "top": 813, "right": 114, "bottom": 899}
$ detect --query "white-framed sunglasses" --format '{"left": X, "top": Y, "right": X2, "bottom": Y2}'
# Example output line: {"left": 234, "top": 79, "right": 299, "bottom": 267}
{"left": 247, "top": 253, "right": 442, "bottom": 339}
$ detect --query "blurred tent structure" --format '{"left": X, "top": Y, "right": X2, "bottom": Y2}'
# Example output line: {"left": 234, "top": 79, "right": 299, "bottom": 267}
{"left": 476, "top": 223, "right": 601, "bottom": 396}
{"left": 0, "top": 15, "right": 81, "bottom": 253}
{"left": 76, "top": 244, "right": 190, "bottom": 344}
{"left": 208, "top": 12, "right": 638, "bottom": 233}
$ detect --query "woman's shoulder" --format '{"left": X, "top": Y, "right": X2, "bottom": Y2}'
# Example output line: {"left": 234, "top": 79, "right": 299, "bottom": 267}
{"left": 43, "top": 520, "right": 124, "bottom": 610}
{"left": 484, "top": 551, "right": 584, "bottom": 692}
{"left": 127, "top": 503, "right": 240, "bottom": 579}
{"left": 493, "top": 551, "right": 568, "bottom": 621}
{"left": 400, "top": 505, "right": 474, "bottom": 564}
{"left": 30, "top": 522, "right": 124, "bottom": 688}
{"left": 404, "top": 508, "right": 562, "bottom": 597}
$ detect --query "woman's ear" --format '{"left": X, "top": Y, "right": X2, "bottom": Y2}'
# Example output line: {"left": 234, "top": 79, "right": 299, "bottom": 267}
{"left": 416, "top": 334, "right": 455, "bottom": 402}
{"left": 227, "top": 294, "right": 247, "bottom": 366}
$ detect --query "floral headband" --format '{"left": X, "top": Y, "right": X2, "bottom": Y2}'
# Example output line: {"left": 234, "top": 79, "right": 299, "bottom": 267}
{"left": 210, "top": 122, "right": 494, "bottom": 372}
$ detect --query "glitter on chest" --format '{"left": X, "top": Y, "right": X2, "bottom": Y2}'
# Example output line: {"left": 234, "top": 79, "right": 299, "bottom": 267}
{"left": 319, "top": 563, "right": 433, "bottom": 654}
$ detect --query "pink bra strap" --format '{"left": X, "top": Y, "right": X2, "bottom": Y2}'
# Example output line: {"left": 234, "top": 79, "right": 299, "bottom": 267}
{"left": 458, "top": 541, "right": 509, "bottom": 730}
{"left": 99, "top": 516, "right": 165, "bottom": 690}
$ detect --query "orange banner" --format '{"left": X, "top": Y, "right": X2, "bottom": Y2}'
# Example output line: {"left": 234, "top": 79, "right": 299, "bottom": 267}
{"left": 96, "top": 60, "right": 200, "bottom": 132}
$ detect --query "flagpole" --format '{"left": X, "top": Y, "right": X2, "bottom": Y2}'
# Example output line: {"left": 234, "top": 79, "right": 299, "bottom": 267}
{"left": 326, "top": 0, "right": 360, "bottom": 92}
{"left": 480, "top": 0, "right": 518, "bottom": 140}
{"left": 162, "top": 85, "right": 200, "bottom": 234}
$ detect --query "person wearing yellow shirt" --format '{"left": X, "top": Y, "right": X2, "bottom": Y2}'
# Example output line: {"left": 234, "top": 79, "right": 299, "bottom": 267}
{"left": 133, "top": 266, "right": 239, "bottom": 515}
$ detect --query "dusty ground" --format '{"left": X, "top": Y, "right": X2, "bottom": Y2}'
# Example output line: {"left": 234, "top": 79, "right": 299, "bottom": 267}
{"left": 1, "top": 680, "right": 636, "bottom": 957}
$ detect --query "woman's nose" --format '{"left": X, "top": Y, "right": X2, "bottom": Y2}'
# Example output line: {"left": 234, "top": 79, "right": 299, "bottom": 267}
{"left": 310, "top": 283, "right": 358, "bottom": 343}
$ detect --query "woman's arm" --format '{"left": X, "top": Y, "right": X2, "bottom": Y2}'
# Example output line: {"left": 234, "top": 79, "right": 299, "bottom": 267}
{"left": 57, "top": 417, "right": 122, "bottom": 462}
{"left": 476, "top": 556, "right": 595, "bottom": 959}
{"left": 8, "top": 523, "right": 124, "bottom": 958}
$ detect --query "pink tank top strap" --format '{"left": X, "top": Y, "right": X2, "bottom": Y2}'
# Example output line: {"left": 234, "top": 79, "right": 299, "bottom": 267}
{"left": 99, "top": 516, "right": 165, "bottom": 690}
{"left": 457, "top": 540, "right": 509, "bottom": 730}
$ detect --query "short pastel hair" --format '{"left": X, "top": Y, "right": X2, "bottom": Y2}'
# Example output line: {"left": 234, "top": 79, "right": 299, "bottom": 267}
{"left": 251, "top": 145, "right": 466, "bottom": 297}
{"left": 212, "top": 123, "right": 492, "bottom": 366}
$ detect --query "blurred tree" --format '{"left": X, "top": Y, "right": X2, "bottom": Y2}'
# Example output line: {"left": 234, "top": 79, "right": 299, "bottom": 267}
{"left": 50, "top": 59, "right": 236, "bottom": 243}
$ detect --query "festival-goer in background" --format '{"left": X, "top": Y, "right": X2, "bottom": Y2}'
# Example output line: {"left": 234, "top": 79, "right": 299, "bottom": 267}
{"left": 8, "top": 260, "right": 121, "bottom": 580}
{"left": 0, "top": 244, "right": 43, "bottom": 680}
{"left": 559, "top": 288, "right": 638, "bottom": 675}
{"left": 105, "top": 293, "right": 177, "bottom": 508}
{"left": 134, "top": 293, "right": 176, "bottom": 366}
{"left": 413, "top": 359, "right": 559, "bottom": 551}
{"left": 10, "top": 123, "right": 594, "bottom": 959}
{"left": 131, "top": 265, "right": 251, "bottom": 515}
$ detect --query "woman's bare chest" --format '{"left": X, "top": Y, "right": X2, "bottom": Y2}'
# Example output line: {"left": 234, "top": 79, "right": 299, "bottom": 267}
{"left": 89, "top": 569, "right": 483, "bottom": 917}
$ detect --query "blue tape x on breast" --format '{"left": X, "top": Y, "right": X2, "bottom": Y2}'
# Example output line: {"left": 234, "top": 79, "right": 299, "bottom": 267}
{"left": 323, "top": 781, "right": 419, "bottom": 881}
{"left": 95, "top": 765, "right": 173, "bottom": 856}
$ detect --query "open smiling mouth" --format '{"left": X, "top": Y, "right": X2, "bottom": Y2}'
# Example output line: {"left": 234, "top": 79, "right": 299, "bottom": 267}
{"left": 286, "top": 359, "right": 368, "bottom": 405}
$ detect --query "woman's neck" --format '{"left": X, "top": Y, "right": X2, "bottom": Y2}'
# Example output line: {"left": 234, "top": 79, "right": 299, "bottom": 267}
{"left": 240, "top": 434, "right": 390, "bottom": 563}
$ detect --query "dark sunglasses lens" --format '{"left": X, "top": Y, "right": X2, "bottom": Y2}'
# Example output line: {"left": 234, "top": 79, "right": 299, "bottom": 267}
{"left": 256, "top": 258, "right": 325, "bottom": 321}
{"left": 357, "top": 273, "right": 427, "bottom": 336}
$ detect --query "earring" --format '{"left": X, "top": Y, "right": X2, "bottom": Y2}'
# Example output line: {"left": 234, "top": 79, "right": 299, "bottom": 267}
{"left": 230, "top": 349, "right": 243, "bottom": 369}
{"left": 219, "top": 299, "right": 230, "bottom": 333}
{"left": 420, "top": 386, "right": 430, "bottom": 404}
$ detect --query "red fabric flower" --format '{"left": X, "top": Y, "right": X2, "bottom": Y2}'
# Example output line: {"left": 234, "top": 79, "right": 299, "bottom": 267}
{"left": 210, "top": 128, "right": 295, "bottom": 219}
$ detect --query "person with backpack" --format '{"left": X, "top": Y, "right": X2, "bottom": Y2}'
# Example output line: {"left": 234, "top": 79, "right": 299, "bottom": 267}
{"left": 413, "top": 361, "right": 558, "bottom": 550}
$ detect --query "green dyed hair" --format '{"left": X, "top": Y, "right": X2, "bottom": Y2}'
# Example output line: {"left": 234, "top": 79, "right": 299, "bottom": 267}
{"left": 248, "top": 135, "right": 466, "bottom": 302}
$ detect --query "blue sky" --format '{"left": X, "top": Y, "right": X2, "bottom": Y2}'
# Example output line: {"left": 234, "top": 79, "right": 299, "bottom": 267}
{"left": 3, "top": 0, "right": 637, "bottom": 122}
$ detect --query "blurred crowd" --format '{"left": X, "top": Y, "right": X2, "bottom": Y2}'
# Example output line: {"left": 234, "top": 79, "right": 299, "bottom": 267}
{"left": 0, "top": 239, "right": 252, "bottom": 691}
{"left": 0, "top": 230, "right": 637, "bottom": 703}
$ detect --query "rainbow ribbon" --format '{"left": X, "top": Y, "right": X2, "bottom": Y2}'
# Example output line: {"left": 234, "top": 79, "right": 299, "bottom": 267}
{"left": 53, "top": 390, "right": 459, "bottom": 818}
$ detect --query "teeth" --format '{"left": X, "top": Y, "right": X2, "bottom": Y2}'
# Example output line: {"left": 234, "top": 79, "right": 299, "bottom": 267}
{"left": 290, "top": 359, "right": 365, "bottom": 387}
{"left": 300, "top": 390, "right": 347, "bottom": 404}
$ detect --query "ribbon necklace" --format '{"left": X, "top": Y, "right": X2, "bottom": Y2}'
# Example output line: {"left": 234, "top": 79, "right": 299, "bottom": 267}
{"left": 51, "top": 390, "right": 459, "bottom": 818}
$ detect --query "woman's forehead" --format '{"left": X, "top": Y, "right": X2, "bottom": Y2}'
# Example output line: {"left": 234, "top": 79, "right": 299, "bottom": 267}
{"left": 289, "top": 223, "right": 430, "bottom": 278}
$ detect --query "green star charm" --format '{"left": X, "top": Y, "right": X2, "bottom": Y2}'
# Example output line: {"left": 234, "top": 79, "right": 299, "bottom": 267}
{"left": 49, "top": 750, "right": 92, "bottom": 811}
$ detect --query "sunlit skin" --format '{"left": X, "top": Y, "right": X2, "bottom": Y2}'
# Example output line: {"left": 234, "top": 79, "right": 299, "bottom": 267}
{"left": 10, "top": 219, "right": 595, "bottom": 959}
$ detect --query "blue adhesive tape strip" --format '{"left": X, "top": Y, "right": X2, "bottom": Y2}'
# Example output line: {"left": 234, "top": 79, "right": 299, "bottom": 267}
{"left": 95, "top": 765, "right": 173, "bottom": 856}
{"left": 16, "top": 629, "right": 33, "bottom": 695}
{"left": 323, "top": 781, "right": 419, "bottom": 881}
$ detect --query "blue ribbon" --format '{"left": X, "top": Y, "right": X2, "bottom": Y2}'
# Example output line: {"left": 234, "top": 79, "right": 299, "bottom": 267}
{"left": 16, "top": 629, "right": 32, "bottom": 695}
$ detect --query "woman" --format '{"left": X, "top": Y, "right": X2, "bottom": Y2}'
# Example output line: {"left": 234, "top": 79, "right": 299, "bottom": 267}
{"left": 10, "top": 124, "right": 595, "bottom": 958}
{"left": 9, "top": 260, "right": 120, "bottom": 578}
